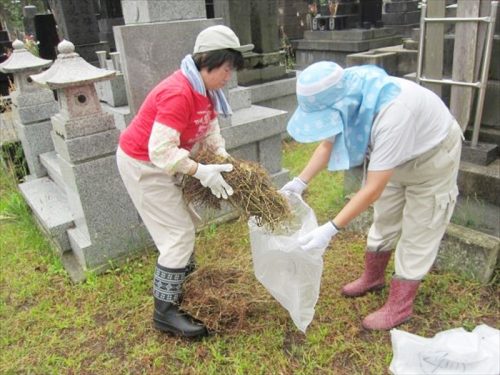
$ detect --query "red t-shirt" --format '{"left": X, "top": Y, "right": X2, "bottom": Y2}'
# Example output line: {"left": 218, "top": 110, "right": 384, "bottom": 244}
{"left": 119, "top": 70, "right": 217, "bottom": 161}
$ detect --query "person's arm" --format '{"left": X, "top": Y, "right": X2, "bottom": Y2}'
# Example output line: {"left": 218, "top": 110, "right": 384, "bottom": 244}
{"left": 298, "top": 169, "right": 393, "bottom": 251}
{"left": 280, "top": 139, "right": 333, "bottom": 195}
{"left": 298, "top": 140, "right": 333, "bottom": 183}
{"left": 149, "top": 121, "right": 233, "bottom": 198}
{"left": 331, "top": 169, "right": 394, "bottom": 229}
{"left": 200, "top": 118, "right": 229, "bottom": 157}
{"left": 148, "top": 121, "right": 197, "bottom": 175}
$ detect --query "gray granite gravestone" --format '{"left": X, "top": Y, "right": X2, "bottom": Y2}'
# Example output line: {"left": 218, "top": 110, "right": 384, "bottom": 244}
{"left": 121, "top": 0, "right": 206, "bottom": 24}
{"left": 96, "top": 0, "right": 124, "bottom": 51}
{"left": 48, "top": 0, "right": 109, "bottom": 65}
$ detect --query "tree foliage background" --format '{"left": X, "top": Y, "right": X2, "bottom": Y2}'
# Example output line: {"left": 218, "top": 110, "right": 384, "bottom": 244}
{"left": 0, "top": 0, "right": 48, "bottom": 38}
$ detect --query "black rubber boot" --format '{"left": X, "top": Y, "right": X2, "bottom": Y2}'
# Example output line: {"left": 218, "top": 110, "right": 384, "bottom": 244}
{"left": 184, "top": 252, "right": 196, "bottom": 278}
{"left": 153, "top": 264, "right": 207, "bottom": 338}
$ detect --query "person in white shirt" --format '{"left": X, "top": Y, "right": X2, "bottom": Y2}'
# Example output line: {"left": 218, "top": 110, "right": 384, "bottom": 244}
{"left": 281, "top": 61, "right": 462, "bottom": 330}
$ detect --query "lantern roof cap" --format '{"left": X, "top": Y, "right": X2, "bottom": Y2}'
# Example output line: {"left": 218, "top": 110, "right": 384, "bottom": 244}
{"left": 31, "top": 40, "right": 115, "bottom": 89}
{"left": 0, "top": 39, "right": 53, "bottom": 73}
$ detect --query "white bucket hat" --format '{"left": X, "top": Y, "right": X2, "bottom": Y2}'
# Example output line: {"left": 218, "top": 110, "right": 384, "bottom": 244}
{"left": 194, "top": 25, "right": 254, "bottom": 54}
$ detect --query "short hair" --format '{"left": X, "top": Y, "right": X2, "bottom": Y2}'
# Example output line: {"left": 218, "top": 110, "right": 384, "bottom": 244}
{"left": 193, "top": 49, "right": 245, "bottom": 72}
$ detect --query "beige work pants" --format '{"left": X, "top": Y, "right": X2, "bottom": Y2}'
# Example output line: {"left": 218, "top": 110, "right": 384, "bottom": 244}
{"left": 116, "top": 147, "right": 195, "bottom": 269}
{"left": 366, "top": 121, "right": 463, "bottom": 280}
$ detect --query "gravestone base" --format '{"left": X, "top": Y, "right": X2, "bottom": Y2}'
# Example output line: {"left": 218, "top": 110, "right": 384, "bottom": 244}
{"left": 346, "top": 44, "right": 418, "bottom": 78}
{"left": 238, "top": 51, "right": 288, "bottom": 85}
{"left": 57, "top": 152, "right": 153, "bottom": 277}
{"left": 294, "top": 27, "right": 402, "bottom": 68}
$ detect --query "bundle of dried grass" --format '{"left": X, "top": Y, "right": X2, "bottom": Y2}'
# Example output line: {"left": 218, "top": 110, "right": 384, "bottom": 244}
{"left": 182, "top": 150, "right": 293, "bottom": 231}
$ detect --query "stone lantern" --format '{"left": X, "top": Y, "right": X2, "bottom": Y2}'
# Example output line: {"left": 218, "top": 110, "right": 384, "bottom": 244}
{"left": 30, "top": 40, "right": 149, "bottom": 278}
{"left": 0, "top": 39, "right": 58, "bottom": 177}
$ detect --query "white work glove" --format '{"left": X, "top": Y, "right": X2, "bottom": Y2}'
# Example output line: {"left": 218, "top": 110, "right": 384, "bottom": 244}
{"left": 298, "top": 221, "right": 339, "bottom": 251}
{"left": 193, "top": 163, "right": 234, "bottom": 199}
{"left": 279, "top": 177, "right": 308, "bottom": 195}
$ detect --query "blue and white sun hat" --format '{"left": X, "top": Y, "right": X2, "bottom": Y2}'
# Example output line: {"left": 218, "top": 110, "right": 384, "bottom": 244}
{"left": 287, "top": 61, "right": 401, "bottom": 171}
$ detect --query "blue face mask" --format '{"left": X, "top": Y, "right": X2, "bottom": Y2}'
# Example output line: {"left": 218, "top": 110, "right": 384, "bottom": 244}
{"left": 287, "top": 62, "right": 401, "bottom": 171}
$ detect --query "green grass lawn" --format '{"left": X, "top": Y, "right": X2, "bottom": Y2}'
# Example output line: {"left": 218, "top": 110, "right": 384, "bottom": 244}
{"left": 0, "top": 140, "right": 498, "bottom": 374}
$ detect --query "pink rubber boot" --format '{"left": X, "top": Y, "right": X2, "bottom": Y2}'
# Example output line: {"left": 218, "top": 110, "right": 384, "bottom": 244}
{"left": 362, "top": 277, "right": 421, "bottom": 330}
{"left": 342, "top": 251, "right": 392, "bottom": 297}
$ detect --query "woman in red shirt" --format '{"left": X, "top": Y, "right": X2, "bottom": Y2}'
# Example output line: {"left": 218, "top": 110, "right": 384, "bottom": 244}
{"left": 116, "top": 25, "right": 252, "bottom": 338}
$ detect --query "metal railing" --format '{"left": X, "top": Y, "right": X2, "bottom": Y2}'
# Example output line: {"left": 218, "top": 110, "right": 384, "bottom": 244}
{"left": 416, "top": 0, "right": 498, "bottom": 148}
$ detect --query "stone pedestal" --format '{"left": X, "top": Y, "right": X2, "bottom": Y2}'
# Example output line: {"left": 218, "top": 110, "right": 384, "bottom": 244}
{"left": 25, "top": 40, "right": 149, "bottom": 280}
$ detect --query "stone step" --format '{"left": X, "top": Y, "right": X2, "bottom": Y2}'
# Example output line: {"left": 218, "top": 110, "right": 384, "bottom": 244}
{"left": 458, "top": 158, "right": 500, "bottom": 206}
{"left": 246, "top": 74, "right": 297, "bottom": 104}
{"left": 453, "top": 195, "right": 500, "bottom": 238}
{"left": 227, "top": 85, "right": 252, "bottom": 112}
{"left": 18, "top": 177, "right": 74, "bottom": 253}
{"left": 346, "top": 201, "right": 499, "bottom": 284}
{"left": 465, "top": 126, "right": 500, "bottom": 150}
{"left": 221, "top": 104, "right": 288, "bottom": 150}
{"left": 436, "top": 223, "right": 499, "bottom": 284}
{"left": 39, "top": 151, "right": 65, "bottom": 191}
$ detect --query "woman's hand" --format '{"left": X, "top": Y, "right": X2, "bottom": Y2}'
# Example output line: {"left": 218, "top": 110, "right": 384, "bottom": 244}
{"left": 193, "top": 163, "right": 234, "bottom": 199}
{"left": 280, "top": 177, "right": 308, "bottom": 196}
{"left": 298, "top": 221, "right": 339, "bottom": 251}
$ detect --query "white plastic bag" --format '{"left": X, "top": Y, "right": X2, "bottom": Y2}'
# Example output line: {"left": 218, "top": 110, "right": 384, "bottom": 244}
{"left": 389, "top": 324, "right": 500, "bottom": 375}
{"left": 248, "top": 193, "right": 327, "bottom": 333}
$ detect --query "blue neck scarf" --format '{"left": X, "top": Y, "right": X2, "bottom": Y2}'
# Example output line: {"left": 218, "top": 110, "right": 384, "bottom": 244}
{"left": 180, "top": 54, "right": 232, "bottom": 118}
{"left": 287, "top": 63, "right": 401, "bottom": 171}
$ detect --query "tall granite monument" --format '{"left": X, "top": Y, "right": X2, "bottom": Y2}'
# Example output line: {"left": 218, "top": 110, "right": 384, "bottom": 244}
{"left": 48, "top": 0, "right": 109, "bottom": 65}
